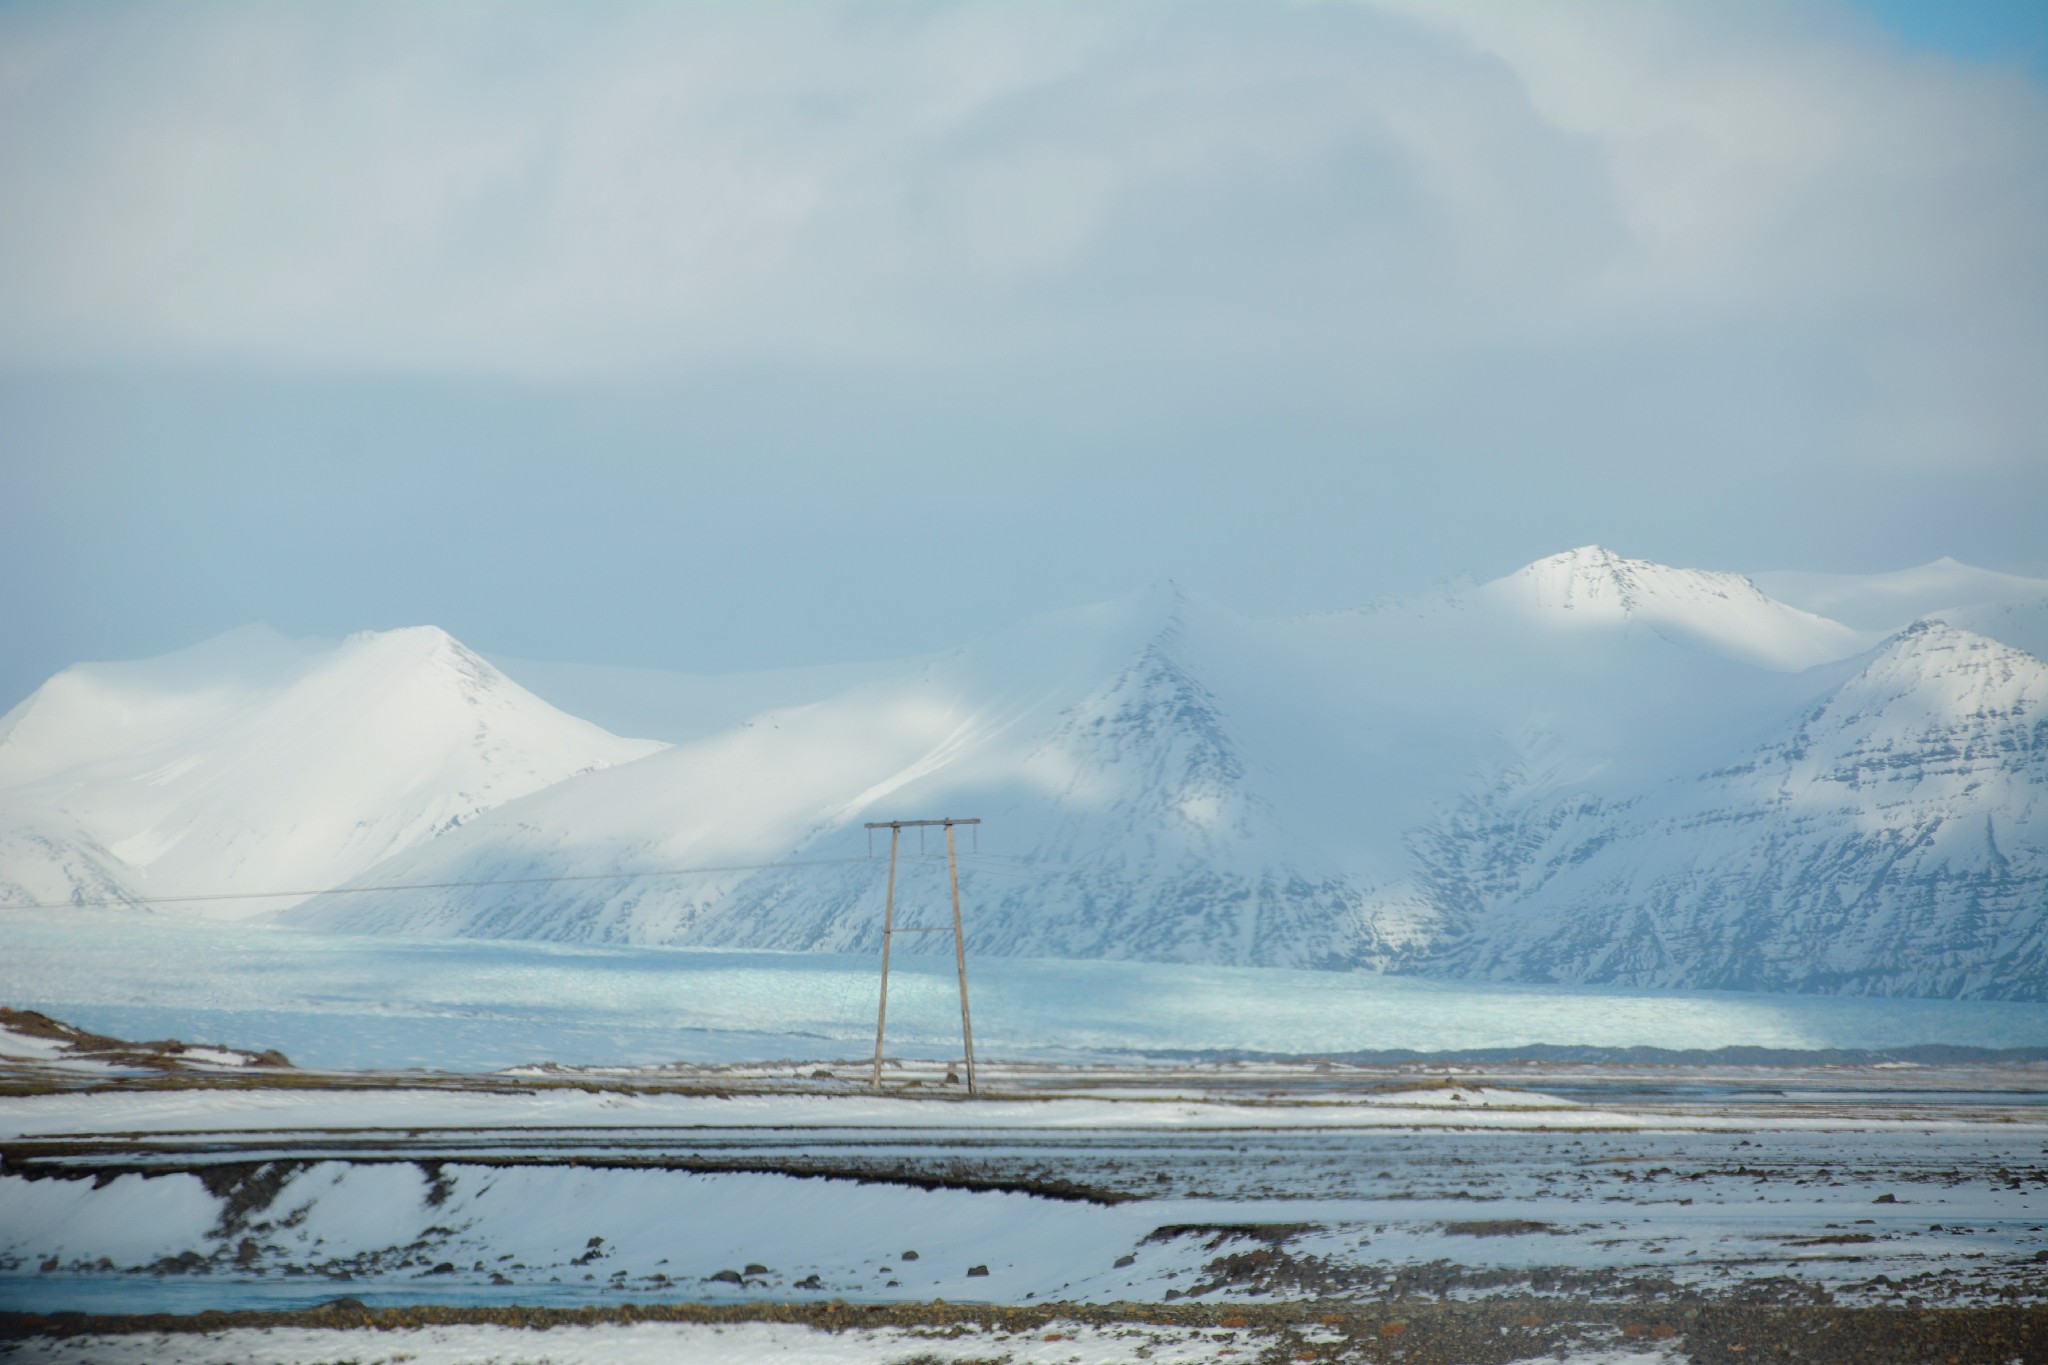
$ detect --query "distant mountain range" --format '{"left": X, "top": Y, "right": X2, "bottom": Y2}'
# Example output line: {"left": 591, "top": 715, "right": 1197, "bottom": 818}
{"left": 4, "top": 547, "right": 2043, "bottom": 1000}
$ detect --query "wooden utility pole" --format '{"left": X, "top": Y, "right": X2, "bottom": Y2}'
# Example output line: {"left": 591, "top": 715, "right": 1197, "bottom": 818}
{"left": 945, "top": 821, "right": 977, "bottom": 1095}
{"left": 870, "top": 823, "right": 901, "bottom": 1091}
{"left": 864, "top": 817, "right": 981, "bottom": 1096}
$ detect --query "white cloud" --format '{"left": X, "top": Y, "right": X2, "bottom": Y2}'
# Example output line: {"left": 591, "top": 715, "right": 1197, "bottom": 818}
{"left": 0, "top": 1, "right": 2041, "bottom": 469}
{"left": 1369, "top": 0, "right": 2048, "bottom": 467}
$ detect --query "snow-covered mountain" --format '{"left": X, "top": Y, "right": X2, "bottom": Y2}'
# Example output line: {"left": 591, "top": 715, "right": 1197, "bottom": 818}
{"left": 287, "top": 586, "right": 1395, "bottom": 960}
{"left": 1483, "top": 545, "right": 1870, "bottom": 671}
{"left": 5, "top": 547, "right": 2042, "bottom": 1000}
{"left": 0, "top": 625, "right": 661, "bottom": 914}
{"left": 1423, "top": 621, "right": 2047, "bottom": 998}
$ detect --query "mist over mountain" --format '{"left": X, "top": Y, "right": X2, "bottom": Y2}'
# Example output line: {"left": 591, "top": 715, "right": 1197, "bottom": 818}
{"left": 4, "top": 547, "right": 2043, "bottom": 1000}
{"left": 0, "top": 626, "right": 660, "bottom": 915}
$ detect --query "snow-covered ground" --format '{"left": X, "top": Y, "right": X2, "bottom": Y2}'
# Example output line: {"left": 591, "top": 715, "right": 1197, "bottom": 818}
{"left": 4, "top": 1061, "right": 2043, "bottom": 1317}
{"left": 0, "top": 1320, "right": 1687, "bottom": 1365}
{"left": 4, "top": 912, "right": 2043, "bottom": 1074}
{"left": 0, "top": 1008, "right": 278, "bottom": 1077}
{"left": 8, "top": 1126, "right": 2043, "bottom": 1306}
{"left": 1, "top": 1078, "right": 2038, "bottom": 1141}
{"left": 5, "top": 1124, "right": 2043, "bottom": 1315}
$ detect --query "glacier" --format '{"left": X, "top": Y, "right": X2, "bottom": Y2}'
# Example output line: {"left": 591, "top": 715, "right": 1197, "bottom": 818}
{"left": 3, "top": 911, "right": 2043, "bottom": 1071}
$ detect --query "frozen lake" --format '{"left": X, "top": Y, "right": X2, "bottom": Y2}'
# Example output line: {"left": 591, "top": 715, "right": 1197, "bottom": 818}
{"left": 3, "top": 911, "right": 2045, "bottom": 1070}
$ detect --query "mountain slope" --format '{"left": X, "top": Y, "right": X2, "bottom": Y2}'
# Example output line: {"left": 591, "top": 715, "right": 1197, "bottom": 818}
{"left": 0, "top": 809, "right": 142, "bottom": 912}
{"left": 479, "top": 652, "right": 928, "bottom": 746}
{"left": 1754, "top": 558, "right": 2048, "bottom": 635}
{"left": 1928, "top": 598, "right": 2048, "bottom": 664}
{"left": 1424, "top": 622, "right": 2048, "bottom": 998}
{"left": 0, "top": 626, "right": 663, "bottom": 913}
{"left": 286, "top": 587, "right": 1404, "bottom": 965}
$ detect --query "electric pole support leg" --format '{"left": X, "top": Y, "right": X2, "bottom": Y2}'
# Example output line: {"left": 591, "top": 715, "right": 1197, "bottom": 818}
{"left": 947, "top": 822, "right": 977, "bottom": 1096}
{"left": 871, "top": 825, "right": 899, "bottom": 1092}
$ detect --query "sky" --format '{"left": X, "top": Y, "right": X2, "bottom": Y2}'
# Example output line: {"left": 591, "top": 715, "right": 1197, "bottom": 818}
{"left": 2, "top": 0, "right": 2045, "bottom": 710}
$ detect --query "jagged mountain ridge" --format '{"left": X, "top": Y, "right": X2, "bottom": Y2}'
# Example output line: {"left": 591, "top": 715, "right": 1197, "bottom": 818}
{"left": 5, "top": 547, "right": 2045, "bottom": 999}
{"left": 677, "top": 609, "right": 1410, "bottom": 968}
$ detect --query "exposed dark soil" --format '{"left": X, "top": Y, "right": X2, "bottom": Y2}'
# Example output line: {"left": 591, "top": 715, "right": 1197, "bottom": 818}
{"left": 3, "top": 1152, "right": 1133, "bottom": 1207}
{"left": 0, "top": 1007, "right": 289, "bottom": 1076}
{"left": 2, "top": 1297, "right": 2043, "bottom": 1364}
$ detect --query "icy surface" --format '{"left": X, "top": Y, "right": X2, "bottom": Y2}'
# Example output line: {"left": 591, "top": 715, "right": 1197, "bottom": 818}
{"left": 2, "top": 913, "right": 2044, "bottom": 1073}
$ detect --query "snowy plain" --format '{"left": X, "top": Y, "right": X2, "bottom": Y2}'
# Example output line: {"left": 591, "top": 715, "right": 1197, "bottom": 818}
{"left": 7, "top": 1106, "right": 2044, "bottom": 1315}
{"left": 5, "top": 913, "right": 2045, "bottom": 1323}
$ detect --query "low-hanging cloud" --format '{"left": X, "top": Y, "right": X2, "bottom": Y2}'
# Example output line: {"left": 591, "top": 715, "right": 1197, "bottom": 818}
{"left": 0, "top": 0, "right": 2043, "bottom": 470}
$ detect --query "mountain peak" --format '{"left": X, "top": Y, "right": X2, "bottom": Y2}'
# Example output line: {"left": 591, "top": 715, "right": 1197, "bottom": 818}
{"left": 342, "top": 623, "right": 467, "bottom": 662}
{"left": 1860, "top": 617, "right": 2045, "bottom": 685}
{"left": 1133, "top": 577, "right": 1192, "bottom": 618}
{"left": 1037, "top": 580, "right": 1198, "bottom": 669}
{"left": 1483, "top": 546, "right": 1868, "bottom": 671}
{"left": 0, "top": 625, "right": 662, "bottom": 912}
{"left": 325, "top": 626, "right": 531, "bottom": 711}
{"left": 1498, "top": 545, "right": 1758, "bottom": 619}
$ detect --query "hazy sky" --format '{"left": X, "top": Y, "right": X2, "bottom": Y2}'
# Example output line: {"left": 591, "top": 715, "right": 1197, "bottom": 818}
{"left": 4, "top": 0, "right": 2045, "bottom": 708}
